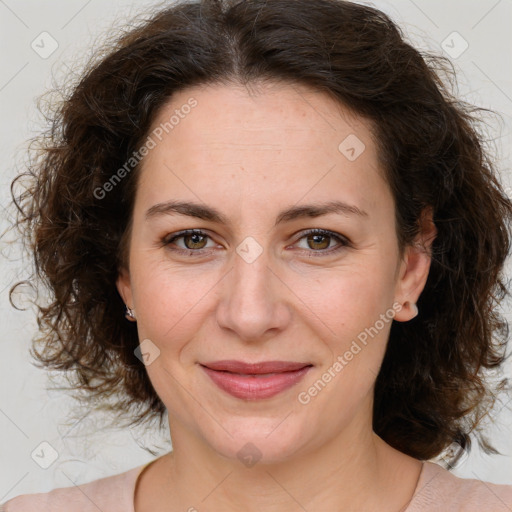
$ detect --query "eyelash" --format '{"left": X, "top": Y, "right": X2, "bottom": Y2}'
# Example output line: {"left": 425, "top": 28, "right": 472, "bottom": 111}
{"left": 162, "top": 228, "right": 350, "bottom": 257}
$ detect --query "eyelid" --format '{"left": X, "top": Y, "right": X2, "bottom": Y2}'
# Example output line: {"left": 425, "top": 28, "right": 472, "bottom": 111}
{"left": 162, "top": 228, "right": 350, "bottom": 256}
{"left": 290, "top": 228, "right": 350, "bottom": 255}
{"left": 162, "top": 229, "right": 218, "bottom": 250}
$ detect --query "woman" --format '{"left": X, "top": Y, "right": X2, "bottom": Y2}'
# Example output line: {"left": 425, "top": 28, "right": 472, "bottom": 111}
{"left": 2, "top": 0, "right": 512, "bottom": 510}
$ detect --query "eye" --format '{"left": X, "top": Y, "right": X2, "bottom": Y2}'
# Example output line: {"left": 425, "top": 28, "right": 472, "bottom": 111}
{"left": 162, "top": 228, "right": 350, "bottom": 257}
{"left": 293, "top": 228, "right": 350, "bottom": 256}
{"left": 163, "top": 229, "right": 216, "bottom": 255}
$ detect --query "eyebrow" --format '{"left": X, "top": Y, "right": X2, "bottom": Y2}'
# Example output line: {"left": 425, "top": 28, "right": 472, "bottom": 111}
{"left": 145, "top": 199, "right": 368, "bottom": 226}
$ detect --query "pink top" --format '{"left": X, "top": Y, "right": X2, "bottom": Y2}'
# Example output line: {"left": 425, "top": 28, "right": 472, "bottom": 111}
{"left": 2, "top": 460, "right": 512, "bottom": 511}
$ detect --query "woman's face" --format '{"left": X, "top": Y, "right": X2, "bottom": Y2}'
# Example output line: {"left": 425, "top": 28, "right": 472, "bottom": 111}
{"left": 117, "top": 82, "right": 432, "bottom": 463}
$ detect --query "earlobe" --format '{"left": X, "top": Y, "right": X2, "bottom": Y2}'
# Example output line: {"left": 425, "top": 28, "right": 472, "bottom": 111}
{"left": 117, "top": 268, "right": 137, "bottom": 322}
{"left": 398, "top": 300, "right": 419, "bottom": 321}
{"left": 393, "top": 207, "right": 437, "bottom": 322}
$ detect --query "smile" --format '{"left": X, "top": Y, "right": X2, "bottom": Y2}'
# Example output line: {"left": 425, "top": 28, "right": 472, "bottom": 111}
{"left": 200, "top": 360, "right": 313, "bottom": 400}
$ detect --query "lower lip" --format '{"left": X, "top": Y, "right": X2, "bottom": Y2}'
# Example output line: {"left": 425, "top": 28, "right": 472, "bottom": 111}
{"left": 201, "top": 365, "right": 312, "bottom": 400}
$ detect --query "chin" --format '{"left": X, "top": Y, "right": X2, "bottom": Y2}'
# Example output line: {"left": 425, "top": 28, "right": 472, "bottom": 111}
{"left": 203, "top": 415, "right": 313, "bottom": 466}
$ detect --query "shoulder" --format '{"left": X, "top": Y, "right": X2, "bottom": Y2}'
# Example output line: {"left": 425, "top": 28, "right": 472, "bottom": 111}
{"left": 407, "top": 461, "right": 512, "bottom": 512}
{"left": 0, "top": 463, "right": 147, "bottom": 512}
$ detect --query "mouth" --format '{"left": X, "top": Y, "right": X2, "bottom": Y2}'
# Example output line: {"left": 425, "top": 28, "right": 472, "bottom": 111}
{"left": 199, "top": 360, "right": 313, "bottom": 400}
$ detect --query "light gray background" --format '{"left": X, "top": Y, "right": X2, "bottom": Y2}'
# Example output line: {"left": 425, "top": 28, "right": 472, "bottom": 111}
{"left": 1, "top": 0, "right": 511, "bottom": 502}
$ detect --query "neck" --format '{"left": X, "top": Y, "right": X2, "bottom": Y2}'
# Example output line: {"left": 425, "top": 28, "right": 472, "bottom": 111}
{"left": 151, "top": 413, "right": 422, "bottom": 511}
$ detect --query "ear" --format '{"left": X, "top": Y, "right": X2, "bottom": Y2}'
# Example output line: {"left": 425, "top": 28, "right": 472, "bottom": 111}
{"left": 116, "top": 265, "right": 134, "bottom": 311}
{"left": 393, "top": 206, "right": 437, "bottom": 322}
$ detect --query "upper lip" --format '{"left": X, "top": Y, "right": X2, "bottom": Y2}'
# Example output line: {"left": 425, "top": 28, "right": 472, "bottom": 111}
{"left": 201, "top": 360, "right": 312, "bottom": 374}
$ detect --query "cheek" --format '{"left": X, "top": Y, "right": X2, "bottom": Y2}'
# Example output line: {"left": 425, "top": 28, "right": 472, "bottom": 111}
{"left": 293, "top": 269, "right": 394, "bottom": 420}
{"left": 291, "top": 262, "right": 396, "bottom": 342}
{"left": 130, "top": 258, "right": 224, "bottom": 352}
{"left": 290, "top": 266, "right": 397, "bottom": 405}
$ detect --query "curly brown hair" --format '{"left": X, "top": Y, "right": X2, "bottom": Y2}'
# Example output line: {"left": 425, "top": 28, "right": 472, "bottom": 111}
{"left": 8, "top": 0, "right": 512, "bottom": 465}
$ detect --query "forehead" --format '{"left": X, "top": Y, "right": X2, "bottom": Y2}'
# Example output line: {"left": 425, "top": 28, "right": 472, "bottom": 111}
{"left": 149, "top": 81, "right": 373, "bottom": 152}
{"left": 136, "top": 81, "right": 390, "bottom": 217}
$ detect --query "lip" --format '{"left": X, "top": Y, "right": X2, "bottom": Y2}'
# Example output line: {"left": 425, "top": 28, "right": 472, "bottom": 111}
{"left": 200, "top": 360, "right": 313, "bottom": 400}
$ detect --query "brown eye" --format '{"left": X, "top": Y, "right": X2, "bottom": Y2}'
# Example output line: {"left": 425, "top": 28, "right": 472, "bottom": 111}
{"left": 294, "top": 229, "right": 350, "bottom": 256}
{"left": 182, "top": 232, "right": 208, "bottom": 250}
{"left": 163, "top": 229, "right": 214, "bottom": 254}
{"left": 305, "top": 233, "right": 331, "bottom": 250}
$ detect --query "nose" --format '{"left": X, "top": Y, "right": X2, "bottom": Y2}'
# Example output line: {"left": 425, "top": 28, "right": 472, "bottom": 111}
{"left": 215, "top": 244, "right": 292, "bottom": 343}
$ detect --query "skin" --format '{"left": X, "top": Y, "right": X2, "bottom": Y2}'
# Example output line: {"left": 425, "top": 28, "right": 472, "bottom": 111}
{"left": 116, "top": 81, "right": 437, "bottom": 512}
